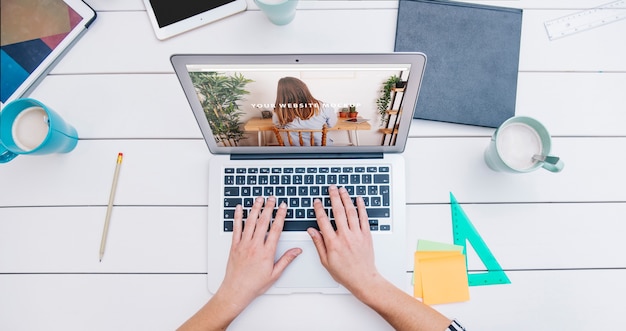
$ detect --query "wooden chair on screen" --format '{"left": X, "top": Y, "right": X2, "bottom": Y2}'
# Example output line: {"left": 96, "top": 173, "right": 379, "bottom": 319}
{"left": 272, "top": 125, "right": 328, "bottom": 146}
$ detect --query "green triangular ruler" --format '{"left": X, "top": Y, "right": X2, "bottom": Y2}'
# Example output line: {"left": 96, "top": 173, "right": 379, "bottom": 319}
{"left": 450, "top": 193, "right": 511, "bottom": 286}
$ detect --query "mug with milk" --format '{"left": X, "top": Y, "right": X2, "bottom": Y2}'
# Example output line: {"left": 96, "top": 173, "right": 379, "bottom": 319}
{"left": 484, "top": 116, "right": 564, "bottom": 173}
{"left": 0, "top": 98, "right": 78, "bottom": 163}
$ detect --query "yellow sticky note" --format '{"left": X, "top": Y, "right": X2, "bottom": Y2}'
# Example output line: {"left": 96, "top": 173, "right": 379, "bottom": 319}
{"left": 413, "top": 251, "right": 461, "bottom": 298}
{"left": 419, "top": 253, "right": 470, "bottom": 305}
{"left": 413, "top": 251, "right": 469, "bottom": 304}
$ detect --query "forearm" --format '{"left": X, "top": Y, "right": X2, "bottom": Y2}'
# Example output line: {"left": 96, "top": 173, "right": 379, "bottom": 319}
{"left": 177, "top": 290, "right": 248, "bottom": 331}
{"left": 353, "top": 276, "right": 451, "bottom": 331}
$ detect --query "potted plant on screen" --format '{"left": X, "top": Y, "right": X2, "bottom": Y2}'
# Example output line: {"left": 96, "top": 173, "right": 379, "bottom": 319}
{"left": 376, "top": 75, "right": 401, "bottom": 125}
{"left": 348, "top": 105, "right": 358, "bottom": 118}
{"left": 190, "top": 72, "right": 253, "bottom": 146}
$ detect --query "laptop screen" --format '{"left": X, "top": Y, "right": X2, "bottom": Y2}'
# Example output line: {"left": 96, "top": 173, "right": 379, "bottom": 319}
{"left": 171, "top": 54, "right": 426, "bottom": 155}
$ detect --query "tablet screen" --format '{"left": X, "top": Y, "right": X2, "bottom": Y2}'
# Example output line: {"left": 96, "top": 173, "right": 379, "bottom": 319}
{"left": 149, "top": 0, "right": 237, "bottom": 28}
{"left": 1, "top": 0, "right": 96, "bottom": 106}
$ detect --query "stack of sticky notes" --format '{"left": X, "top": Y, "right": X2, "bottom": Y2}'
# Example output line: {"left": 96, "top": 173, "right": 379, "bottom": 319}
{"left": 413, "top": 240, "right": 470, "bottom": 305}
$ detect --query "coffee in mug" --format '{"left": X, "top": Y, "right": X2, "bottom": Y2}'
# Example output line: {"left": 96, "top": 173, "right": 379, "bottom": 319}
{"left": 11, "top": 106, "right": 50, "bottom": 151}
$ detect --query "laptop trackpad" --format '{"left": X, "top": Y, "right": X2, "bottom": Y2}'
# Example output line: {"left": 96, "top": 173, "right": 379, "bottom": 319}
{"left": 274, "top": 241, "right": 338, "bottom": 289}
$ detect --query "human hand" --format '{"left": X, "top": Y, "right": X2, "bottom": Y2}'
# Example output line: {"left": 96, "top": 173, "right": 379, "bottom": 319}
{"left": 218, "top": 196, "right": 302, "bottom": 308}
{"left": 307, "top": 185, "right": 382, "bottom": 296}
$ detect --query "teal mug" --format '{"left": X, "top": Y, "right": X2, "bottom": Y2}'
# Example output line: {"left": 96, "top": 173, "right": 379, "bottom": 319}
{"left": 484, "top": 116, "right": 564, "bottom": 173}
{"left": 254, "top": 0, "right": 299, "bottom": 25}
{"left": 0, "top": 98, "right": 78, "bottom": 163}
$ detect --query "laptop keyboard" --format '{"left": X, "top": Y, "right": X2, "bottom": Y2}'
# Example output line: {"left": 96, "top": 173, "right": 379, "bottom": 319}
{"left": 223, "top": 165, "right": 392, "bottom": 232}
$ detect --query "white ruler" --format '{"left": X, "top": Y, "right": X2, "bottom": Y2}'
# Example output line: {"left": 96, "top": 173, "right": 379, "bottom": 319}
{"left": 544, "top": 0, "right": 626, "bottom": 40}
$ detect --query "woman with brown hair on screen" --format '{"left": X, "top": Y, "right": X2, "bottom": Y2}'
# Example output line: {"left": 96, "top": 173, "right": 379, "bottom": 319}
{"left": 272, "top": 77, "right": 338, "bottom": 146}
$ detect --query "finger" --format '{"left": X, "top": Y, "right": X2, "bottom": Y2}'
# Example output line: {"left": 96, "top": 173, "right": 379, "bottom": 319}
{"left": 329, "top": 185, "right": 349, "bottom": 232}
{"left": 253, "top": 196, "right": 276, "bottom": 242}
{"left": 271, "top": 248, "right": 303, "bottom": 280}
{"left": 313, "top": 198, "right": 336, "bottom": 239}
{"left": 266, "top": 201, "right": 287, "bottom": 247}
{"left": 340, "top": 187, "right": 360, "bottom": 230}
{"left": 307, "top": 228, "right": 328, "bottom": 267}
{"left": 356, "top": 196, "right": 371, "bottom": 234}
{"left": 231, "top": 204, "right": 244, "bottom": 246}
{"left": 242, "top": 196, "right": 264, "bottom": 240}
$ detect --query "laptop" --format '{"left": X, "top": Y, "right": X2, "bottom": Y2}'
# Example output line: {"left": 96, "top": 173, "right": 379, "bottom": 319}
{"left": 171, "top": 53, "right": 427, "bottom": 294}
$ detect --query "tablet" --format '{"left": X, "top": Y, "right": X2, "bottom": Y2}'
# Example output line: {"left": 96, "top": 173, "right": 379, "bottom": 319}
{"left": 143, "top": 0, "right": 247, "bottom": 40}
{"left": 0, "top": 0, "right": 96, "bottom": 107}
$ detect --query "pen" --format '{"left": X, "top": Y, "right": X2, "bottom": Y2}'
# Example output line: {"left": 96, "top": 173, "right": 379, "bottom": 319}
{"left": 99, "top": 152, "right": 123, "bottom": 262}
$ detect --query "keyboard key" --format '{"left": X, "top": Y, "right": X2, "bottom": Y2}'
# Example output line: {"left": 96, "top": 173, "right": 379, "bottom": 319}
{"left": 374, "top": 174, "right": 389, "bottom": 184}
{"left": 290, "top": 197, "right": 299, "bottom": 207}
{"left": 236, "top": 168, "right": 246, "bottom": 173}
{"left": 225, "top": 168, "right": 235, "bottom": 173}
{"left": 380, "top": 225, "right": 391, "bottom": 231}
{"left": 283, "top": 221, "right": 319, "bottom": 231}
{"left": 366, "top": 208, "right": 390, "bottom": 217}
{"left": 224, "top": 187, "right": 239, "bottom": 196}
{"left": 224, "top": 198, "right": 242, "bottom": 207}
{"left": 224, "top": 209, "right": 236, "bottom": 219}
{"left": 241, "top": 187, "right": 251, "bottom": 196}
{"left": 381, "top": 185, "right": 390, "bottom": 206}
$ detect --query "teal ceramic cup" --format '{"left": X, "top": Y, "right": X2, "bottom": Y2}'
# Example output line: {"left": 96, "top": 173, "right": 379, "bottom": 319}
{"left": 0, "top": 98, "right": 78, "bottom": 163}
{"left": 254, "top": 0, "right": 299, "bottom": 25}
{"left": 484, "top": 116, "right": 564, "bottom": 173}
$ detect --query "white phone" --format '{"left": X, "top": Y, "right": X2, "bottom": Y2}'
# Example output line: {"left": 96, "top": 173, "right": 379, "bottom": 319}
{"left": 142, "top": 0, "right": 247, "bottom": 40}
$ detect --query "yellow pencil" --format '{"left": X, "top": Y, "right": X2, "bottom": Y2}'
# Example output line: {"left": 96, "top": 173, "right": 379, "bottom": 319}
{"left": 99, "top": 152, "right": 123, "bottom": 262}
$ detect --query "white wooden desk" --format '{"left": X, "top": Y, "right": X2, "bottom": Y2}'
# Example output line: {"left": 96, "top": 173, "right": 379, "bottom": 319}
{"left": 1, "top": 1, "right": 625, "bottom": 330}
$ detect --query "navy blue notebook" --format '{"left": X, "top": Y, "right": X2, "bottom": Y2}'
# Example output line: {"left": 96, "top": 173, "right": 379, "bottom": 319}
{"left": 395, "top": 0, "right": 522, "bottom": 128}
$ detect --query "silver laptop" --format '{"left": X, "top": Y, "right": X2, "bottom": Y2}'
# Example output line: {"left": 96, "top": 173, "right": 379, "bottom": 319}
{"left": 171, "top": 53, "right": 427, "bottom": 294}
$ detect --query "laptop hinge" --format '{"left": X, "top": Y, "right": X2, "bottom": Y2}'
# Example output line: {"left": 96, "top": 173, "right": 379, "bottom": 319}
{"left": 230, "top": 153, "right": 384, "bottom": 160}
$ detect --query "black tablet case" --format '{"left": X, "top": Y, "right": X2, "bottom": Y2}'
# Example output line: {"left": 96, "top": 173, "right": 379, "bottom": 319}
{"left": 395, "top": 0, "right": 522, "bottom": 128}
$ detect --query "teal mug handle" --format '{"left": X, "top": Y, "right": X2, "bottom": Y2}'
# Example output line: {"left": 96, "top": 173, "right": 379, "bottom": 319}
{"left": 0, "top": 144, "right": 18, "bottom": 163}
{"left": 536, "top": 155, "right": 565, "bottom": 172}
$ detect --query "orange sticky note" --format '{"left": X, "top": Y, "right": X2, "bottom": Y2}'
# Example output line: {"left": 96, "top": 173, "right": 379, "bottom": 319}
{"left": 414, "top": 251, "right": 464, "bottom": 299}
{"left": 418, "top": 253, "right": 470, "bottom": 305}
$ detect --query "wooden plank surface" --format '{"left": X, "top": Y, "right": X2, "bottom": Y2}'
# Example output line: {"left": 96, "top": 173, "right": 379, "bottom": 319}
{"left": 1, "top": 0, "right": 624, "bottom": 330}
